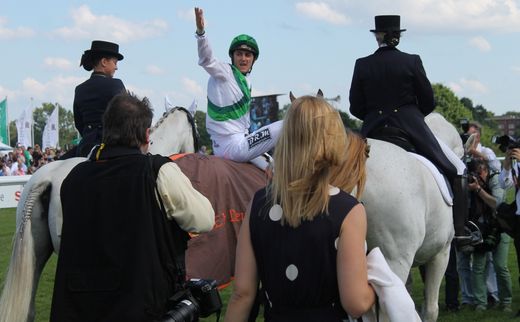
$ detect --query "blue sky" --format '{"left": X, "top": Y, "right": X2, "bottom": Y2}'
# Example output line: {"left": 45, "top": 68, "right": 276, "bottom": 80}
{"left": 1, "top": 0, "right": 519, "bottom": 123}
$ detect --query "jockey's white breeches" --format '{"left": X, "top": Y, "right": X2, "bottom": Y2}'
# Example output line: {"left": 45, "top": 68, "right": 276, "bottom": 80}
{"left": 212, "top": 120, "right": 283, "bottom": 169}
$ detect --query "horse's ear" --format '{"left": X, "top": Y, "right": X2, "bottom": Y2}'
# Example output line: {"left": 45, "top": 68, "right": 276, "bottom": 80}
{"left": 317, "top": 89, "right": 324, "bottom": 97}
{"left": 164, "top": 95, "right": 173, "bottom": 112}
{"left": 187, "top": 99, "right": 198, "bottom": 116}
{"left": 289, "top": 91, "right": 296, "bottom": 102}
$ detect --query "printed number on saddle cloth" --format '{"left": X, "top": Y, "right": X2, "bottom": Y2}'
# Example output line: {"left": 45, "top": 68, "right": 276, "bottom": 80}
{"left": 248, "top": 128, "right": 271, "bottom": 149}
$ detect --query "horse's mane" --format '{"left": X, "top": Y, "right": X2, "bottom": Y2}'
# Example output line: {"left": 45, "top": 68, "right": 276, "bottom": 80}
{"left": 150, "top": 107, "right": 183, "bottom": 132}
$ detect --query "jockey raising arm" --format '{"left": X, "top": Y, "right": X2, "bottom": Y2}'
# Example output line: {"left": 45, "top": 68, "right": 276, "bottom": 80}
{"left": 194, "top": 7, "right": 282, "bottom": 170}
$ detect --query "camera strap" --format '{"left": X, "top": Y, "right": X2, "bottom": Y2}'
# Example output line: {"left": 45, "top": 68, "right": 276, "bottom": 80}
{"left": 512, "top": 162, "right": 520, "bottom": 191}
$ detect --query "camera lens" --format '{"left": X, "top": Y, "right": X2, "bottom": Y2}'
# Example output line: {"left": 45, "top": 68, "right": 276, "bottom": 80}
{"left": 160, "top": 299, "right": 200, "bottom": 322}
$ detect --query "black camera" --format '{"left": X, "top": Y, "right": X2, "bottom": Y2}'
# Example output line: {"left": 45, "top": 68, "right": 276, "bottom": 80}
{"left": 159, "top": 278, "right": 222, "bottom": 322}
{"left": 161, "top": 293, "right": 200, "bottom": 322}
{"left": 187, "top": 278, "right": 222, "bottom": 317}
{"left": 492, "top": 134, "right": 520, "bottom": 153}
{"left": 460, "top": 118, "right": 470, "bottom": 134}
{"left": 459, "top": 119, "right": 470, "bottom": 144}
{"left": 468, "top": 172, "right": 477, "bottom": 184}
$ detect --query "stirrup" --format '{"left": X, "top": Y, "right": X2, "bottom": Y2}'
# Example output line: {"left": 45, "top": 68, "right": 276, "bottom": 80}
{"left": 454, "top": 221, "right": 483, "bottom": 252}
{"left": 465, "top": 221, "right": 483, "bottom": 245}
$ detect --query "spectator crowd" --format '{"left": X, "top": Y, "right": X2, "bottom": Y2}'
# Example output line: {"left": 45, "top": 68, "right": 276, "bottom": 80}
{"left": 0, "top": 143, "right": 66, "bottom": 176}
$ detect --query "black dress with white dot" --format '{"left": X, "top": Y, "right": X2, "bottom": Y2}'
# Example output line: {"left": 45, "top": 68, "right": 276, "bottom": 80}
{"left": 249, "top": 186, "right": 359, "bottom": 322}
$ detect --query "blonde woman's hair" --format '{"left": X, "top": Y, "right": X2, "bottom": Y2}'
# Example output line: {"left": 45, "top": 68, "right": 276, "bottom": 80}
{"left": 270, "top": 95, "right": 367, "bottom": 227}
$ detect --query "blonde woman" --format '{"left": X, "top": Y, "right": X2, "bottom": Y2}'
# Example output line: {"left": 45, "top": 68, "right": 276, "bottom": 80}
{"left": 225, "top": 95, "right": 375, "bottom": 321}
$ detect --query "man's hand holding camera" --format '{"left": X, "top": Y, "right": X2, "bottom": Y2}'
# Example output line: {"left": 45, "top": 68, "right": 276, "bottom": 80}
{"left": 468, "top": 173, "right": 483, "bottom": 194}
{"left": 504, "top": 148, "right": 520, "bottom": 171}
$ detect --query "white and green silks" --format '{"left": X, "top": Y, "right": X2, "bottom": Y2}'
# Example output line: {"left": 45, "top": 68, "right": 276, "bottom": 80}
{"left": 197, "top": 33, "right": 282, "bottom": 170}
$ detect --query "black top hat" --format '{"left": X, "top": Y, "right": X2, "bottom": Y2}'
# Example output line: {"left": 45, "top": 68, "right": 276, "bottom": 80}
{"left": 370, "top": 15, "right": 406, "bottom": 33}
{"left": 84, "top": 40, "right": 124, "bottom": 60}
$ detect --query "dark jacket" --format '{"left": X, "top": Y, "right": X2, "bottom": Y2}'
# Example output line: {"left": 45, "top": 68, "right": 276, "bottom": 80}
{"left": 73, "top": 72, "right": 125, "bottom": 155}
{"left": 51, "top": 148, "right": 188, "bottom": 322}
{"left": 349, "top": 46, "right": 457, "bottom": 178}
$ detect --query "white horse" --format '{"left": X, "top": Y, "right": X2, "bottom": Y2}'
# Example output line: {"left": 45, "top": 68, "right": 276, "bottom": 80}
{"left": 0, "top": 105, "right": 459, "bottom": 322}
{"left": 360, "top": 112, "right": 460, "bottom": 322}
{"left": 0, "top": 105, "right": 198, "bottom": 322}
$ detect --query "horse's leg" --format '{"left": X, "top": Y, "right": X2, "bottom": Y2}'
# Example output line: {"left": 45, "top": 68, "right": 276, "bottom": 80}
{"left": 421, "top": 241, "right": 451, "bottom": 322}
{"left": 0, "top": 181, "right": 53, "bottom": 322}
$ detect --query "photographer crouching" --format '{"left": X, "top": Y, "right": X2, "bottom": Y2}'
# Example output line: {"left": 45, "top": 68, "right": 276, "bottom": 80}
{"left": 466, "top": 159, "right": 512, "bottom": 312}
{"left": 50, "top": 92, "right": 220, "bottom": 322}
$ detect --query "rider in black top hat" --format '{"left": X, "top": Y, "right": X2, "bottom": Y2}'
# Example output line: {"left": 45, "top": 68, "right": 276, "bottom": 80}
{"left": 349, "top": 15, "right": 481, "bottom": 248}
{"left": 60, "top": 40, "right": 126, "bottom": 159}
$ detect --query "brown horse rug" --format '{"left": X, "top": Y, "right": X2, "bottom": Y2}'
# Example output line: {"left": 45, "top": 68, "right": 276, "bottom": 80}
{"left": 172, "top": 153, "right": 267, "bottom": 286}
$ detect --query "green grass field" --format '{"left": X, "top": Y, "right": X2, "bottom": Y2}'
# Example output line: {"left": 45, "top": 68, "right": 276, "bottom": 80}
{"left": 1, "top": 207, "right": 520, "bottom": 322}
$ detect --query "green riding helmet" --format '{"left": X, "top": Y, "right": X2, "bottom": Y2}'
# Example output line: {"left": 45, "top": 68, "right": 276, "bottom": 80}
{"left": 228, "top": 34, "right": 259, "bottom": 61}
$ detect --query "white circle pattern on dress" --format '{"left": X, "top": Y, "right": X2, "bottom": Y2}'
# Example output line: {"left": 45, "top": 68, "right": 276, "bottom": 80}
{"left": 269, "top": 204, "right": 283, "bottom": 221}
{"left": 285, "top": 264, "right": 299, "bottom": 281}
{"left": 334, "top": 237, "right": 339, "bottom": 250}
{"left": 329, "top": 186, "right": 340, "bottom": 195}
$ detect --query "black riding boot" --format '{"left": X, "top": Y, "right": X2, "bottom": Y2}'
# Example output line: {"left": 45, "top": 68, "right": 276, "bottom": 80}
{"left": 452, "top": 174, "right": 482, "bottom": 250}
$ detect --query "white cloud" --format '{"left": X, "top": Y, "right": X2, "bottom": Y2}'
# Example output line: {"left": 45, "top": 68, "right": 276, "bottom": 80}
{"left": 44, "top": 57, "right": 73, "bottom": 70}
{"left": 22, "top": 78, "right": 46, "bottom": 96}
{"left": 52, "top": 5, "right": 168, "bottom": 42}
{"left": 181, "top": 77, "right": 203, "bottom": 96}
{"left": 295, "top": 2, "right": 349, "bottom": 25}
{"left": 449, "top": 78, "right": 488, "bottom": 95}
{"left": 468, "top": 36, "right": 491, "bottom": 52}
{"left": 145, "top": 65, "right": 165, "bottom": 76}
{"left": 511, "top": 66, "right": 520, "bottom": 73}
{"left": 0, "top": 85, "right": 17, "bottom": 101}
{"left": 448, "top": 82, "right": 463, "bottom": 94}
{"left": 321, "top": 0, "right": 520, "bottom": 32}
{"left": 21, "top": 76, "right": 81, "bottom": 108}
{"left": 461, "top": 78, "right": 488, "bottom": 93}
{"left": 0, "top": 17, "right": 34, "bottom": 39}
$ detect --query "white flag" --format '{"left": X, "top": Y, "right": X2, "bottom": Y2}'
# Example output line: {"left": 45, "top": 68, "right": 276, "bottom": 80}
{"left": 42, "top": 107, "right": 59, "bottom": 149}
{"left": 15, "top": 108, "right": 32, "bottom": 148}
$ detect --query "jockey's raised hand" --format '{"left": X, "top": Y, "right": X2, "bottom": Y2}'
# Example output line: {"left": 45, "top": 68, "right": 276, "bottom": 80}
{"left": 195, "top": 7, "right": 205, "bottom": 35}
{"left": 193, "top": 6, "right": 283, "bottom": 171}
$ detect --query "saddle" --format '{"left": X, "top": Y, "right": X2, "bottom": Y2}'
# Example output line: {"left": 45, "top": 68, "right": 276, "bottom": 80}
{"left": 369, "top": 126, "right": 454, "bottom": 205}
{"left": 368, "top": 126, "right": 416, "bottom": 153}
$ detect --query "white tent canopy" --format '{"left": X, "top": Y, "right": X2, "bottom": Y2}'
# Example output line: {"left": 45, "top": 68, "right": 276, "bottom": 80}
{"left": 0, "top": 142, "right": 13, "bottom": 153}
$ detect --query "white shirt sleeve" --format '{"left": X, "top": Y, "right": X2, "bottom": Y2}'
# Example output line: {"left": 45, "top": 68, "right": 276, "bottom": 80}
{"left": 499, "top": 167, "right": 514, "bottom": 189}
{"left": 156, "top": 162, "right": 215, "bottom": 233}
{"left": 196, "top": 33, "right": 232, "bottom": 80}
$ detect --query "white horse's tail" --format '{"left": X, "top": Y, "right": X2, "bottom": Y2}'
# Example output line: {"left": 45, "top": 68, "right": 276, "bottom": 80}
{"left": 0, "top": 180, "right": 52, "bottom": 322}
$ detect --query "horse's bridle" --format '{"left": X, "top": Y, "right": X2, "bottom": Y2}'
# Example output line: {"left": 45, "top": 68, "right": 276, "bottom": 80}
{"left": 176, "top": 107, "right": 200, "bottom": 152}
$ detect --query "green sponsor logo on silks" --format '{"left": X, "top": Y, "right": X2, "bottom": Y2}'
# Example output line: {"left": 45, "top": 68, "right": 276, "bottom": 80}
{"left": 207, "top": 65, "right": 251, "bottom": 121}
